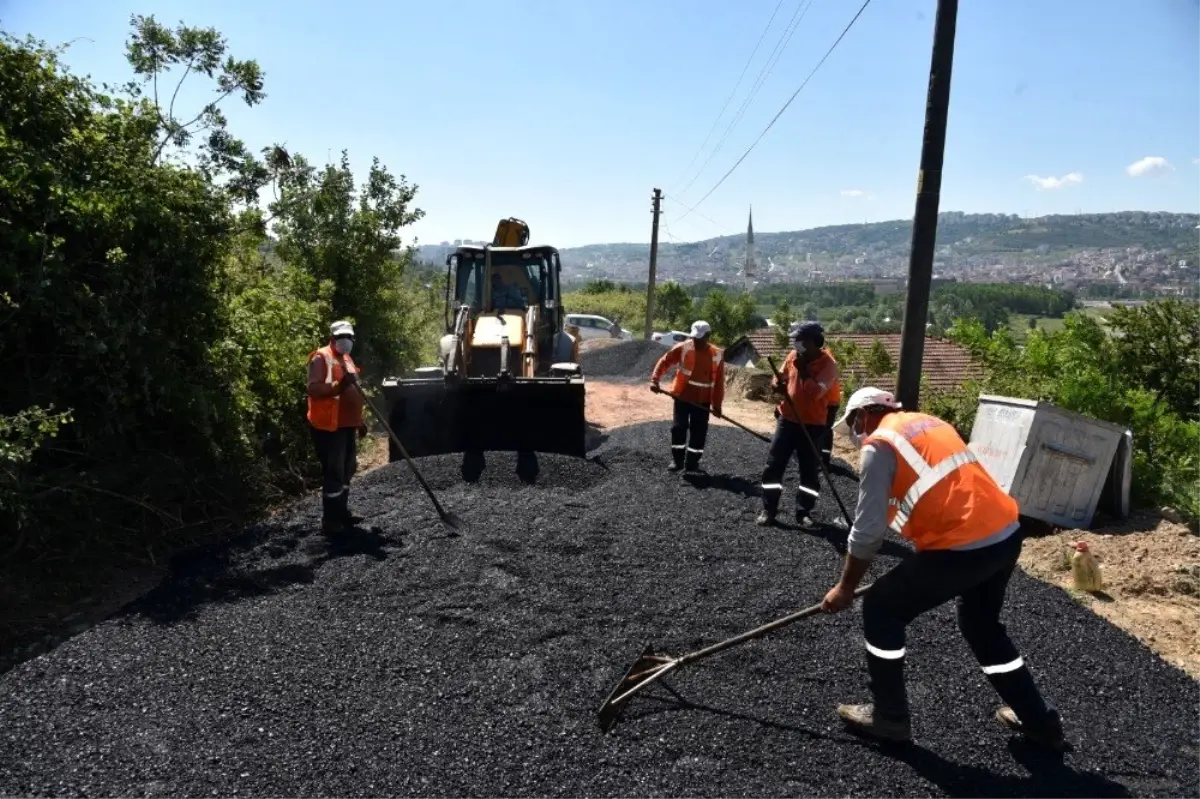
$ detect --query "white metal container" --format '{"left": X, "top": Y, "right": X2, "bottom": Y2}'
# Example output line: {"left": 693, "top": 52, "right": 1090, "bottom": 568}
{"left": 968, "top": 394, "right": 1130, "bottom": 529}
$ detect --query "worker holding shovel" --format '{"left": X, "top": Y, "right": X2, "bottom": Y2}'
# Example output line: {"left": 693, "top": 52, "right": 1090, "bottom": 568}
{"left": 649, "top": 320, "right": 724, "bottom": 473}
{"left": 306, "top": 320, "right": 368, "bottom": 534}
{"left": 819, "top": 386, "right": 1065, "bottom": 750}
{"left": 757, "top": 321, "right": 839, "bottom": 528}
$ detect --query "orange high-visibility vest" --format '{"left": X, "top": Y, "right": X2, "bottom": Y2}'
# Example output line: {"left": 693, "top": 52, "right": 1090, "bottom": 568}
{"left": 306, "top": 345, "right": 359, "bottom": 432}
{"left": 652, "top": 339, "right": 726, "bottom": 408}
{"left": 865, "top": 411, "right": 1018, "bottom": 551}
{"left": 777, "top": 347, "right": 839, "bottom": 425}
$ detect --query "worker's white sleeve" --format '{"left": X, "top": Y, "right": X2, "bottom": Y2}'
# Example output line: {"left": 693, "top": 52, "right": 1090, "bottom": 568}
{"left": 847, "top": 443, "right": 896, "bottom": 561}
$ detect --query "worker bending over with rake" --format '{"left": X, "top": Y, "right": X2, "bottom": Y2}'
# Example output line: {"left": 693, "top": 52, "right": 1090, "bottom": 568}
{"left": 306, "top": 320, "right": 368, "bottom": 534}
{"left": 650, "top": 320, "right": 725, "bottom": 473}
{"left": 757, "top": 321, "right": 839, "bottom": 528}
{"left": 820, "top": 387, "right": 1065, "bottom": 750}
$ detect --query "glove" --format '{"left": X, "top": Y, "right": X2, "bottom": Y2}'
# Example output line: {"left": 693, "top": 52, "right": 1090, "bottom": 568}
{"left": 713, "top": 408, "right": 723, "bottom": 419}
{"left": 649, "top": 380, "right": 661, "bottom": 394}
{"left": 357, "top": 424, "right": 368, "bottom": 439}
{"left": 341, "top": 371, "right": 359, "bottom": 389}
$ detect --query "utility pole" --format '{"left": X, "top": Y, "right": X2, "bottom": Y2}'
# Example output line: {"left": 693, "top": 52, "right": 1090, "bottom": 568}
{"left": 895, "top": 0, "right": 958, "bottom": 412}
{"left": 644, "top": 188, "right": 663, "bottom": 340}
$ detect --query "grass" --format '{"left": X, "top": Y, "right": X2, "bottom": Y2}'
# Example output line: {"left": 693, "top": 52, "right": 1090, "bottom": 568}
{"left": 1010, "top": 306, "right": 1113, "bottom": 341}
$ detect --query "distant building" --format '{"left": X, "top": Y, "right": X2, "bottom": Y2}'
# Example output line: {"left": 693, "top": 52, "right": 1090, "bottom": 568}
{"left": 743, "top": 206, "right": 756, "bottom": 278}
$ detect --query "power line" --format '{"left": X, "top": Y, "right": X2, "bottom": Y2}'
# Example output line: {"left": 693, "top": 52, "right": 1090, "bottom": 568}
{"left": 662, "top": 193, "right": 735, "bottom": 235}
{"left": 667, "top": 0, "right": 787, "bottom": 194}
{"left": 677, "top": 0, "right": 873, "bottom": 224}
{"left": 676, "top": 0, "right": 817, "bottom": 199}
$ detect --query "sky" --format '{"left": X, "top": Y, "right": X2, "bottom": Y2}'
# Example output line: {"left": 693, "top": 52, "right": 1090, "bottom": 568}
{"left": 4, "top": 0, "right": 1198, "bottom": 248}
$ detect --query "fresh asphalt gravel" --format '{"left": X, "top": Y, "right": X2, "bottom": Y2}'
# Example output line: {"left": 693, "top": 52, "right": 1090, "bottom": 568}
{"left": 580, "top": 339, "right": 670, "bottom": 379}
{"left": 1, "top": 422, "right": 1197, "bottom": 797}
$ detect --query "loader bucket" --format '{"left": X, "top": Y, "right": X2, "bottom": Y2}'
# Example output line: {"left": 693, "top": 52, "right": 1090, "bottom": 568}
{"left": 381, "top": 372, "right": 587, "bottom": 459}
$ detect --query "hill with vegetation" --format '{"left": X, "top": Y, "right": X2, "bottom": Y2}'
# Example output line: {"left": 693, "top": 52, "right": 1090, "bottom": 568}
{"left": 421, "top": 212, "right": 1199, "bottom": 286}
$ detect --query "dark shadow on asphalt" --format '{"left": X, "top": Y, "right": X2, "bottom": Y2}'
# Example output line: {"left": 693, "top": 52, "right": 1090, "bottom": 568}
{"left": 681, "top": 472, "right": 762, "bottom": 498}
{"left": 122, "top": 523, "right": 392, "bottom": 626}
{"left": 788, "top": 520, "right": 912, "bottom": 561}
{"left": 626, "top": 688, "right": 1130, "bottom": 798}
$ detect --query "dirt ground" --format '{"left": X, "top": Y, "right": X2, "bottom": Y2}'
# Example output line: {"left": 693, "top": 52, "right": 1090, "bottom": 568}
{"left": 363, "top": 373, "right": 1197, "bottom": 679}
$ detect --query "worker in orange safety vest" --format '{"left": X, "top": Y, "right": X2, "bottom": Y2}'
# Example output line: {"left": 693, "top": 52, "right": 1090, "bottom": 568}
{"left": 306, "top": 320, "right": 368, "bottom": 534}
{"left": 757, "top": 321, "right": 839, "bottom": 528}
{"left": 819, "top": 386, "right": 1065, "bottom": 750}
{"left": 650, "top": 320, "right": 725, "bottom": 473}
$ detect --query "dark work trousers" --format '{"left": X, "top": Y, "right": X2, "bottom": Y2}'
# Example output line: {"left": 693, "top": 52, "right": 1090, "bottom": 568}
{"left": 671, "top": 398, "right": 710, "bottom": 470}
{"left": 760, "top": 417, "right": 825, "bottom": 517}
{"left": 861, "top": 530, "right": 1056, "bottom": 728}
{"left": 822, "top": 404, "right": 839, "bottom": 467}
{"left": 311, "top": 425, "right": 358, "bottom": 522}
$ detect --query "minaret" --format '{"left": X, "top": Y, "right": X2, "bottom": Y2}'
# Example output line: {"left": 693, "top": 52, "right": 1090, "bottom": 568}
{"left": 744, "top": 205, "right": 756, "bottom": 279}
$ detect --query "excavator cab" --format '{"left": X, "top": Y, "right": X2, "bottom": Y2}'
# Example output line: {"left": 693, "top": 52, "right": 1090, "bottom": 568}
{"left": 380, "top": 224, "right": 586, "bottom": 460}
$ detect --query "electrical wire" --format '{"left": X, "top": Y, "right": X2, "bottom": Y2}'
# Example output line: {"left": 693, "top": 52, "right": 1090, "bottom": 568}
{"left": 667, "top": 0, "right": 787, "bottom": 194}
{"left": 676, "top": 0, "right": 873, "bottom": 225}
{"left": 675, "top": 0, "right": 818, "bottom": 198}
{"left": 662, "top": 193, "right": 735, "bottom": 236}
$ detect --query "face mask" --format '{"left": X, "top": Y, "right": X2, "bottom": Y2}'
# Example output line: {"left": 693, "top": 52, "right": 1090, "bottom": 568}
{"left": 334, "top": 338, "right": 353, "bottom": 355}
{"left": 847, "top": 415, "right": 866, "bottom": 448}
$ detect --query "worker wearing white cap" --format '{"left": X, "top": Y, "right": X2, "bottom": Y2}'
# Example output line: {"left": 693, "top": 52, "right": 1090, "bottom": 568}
{"left": 306, "top": 320, "right": 368, "bottom": 534}
{"left": 819, "top": 386, "right": 1064, "bottom": 750}
{"left": 649, "top": 320, "right": 725, "bottom": 473}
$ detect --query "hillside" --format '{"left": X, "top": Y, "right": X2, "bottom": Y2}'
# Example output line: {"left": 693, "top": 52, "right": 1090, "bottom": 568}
{"left": 418, "top": 211, "right": 1199, "bottom": 287}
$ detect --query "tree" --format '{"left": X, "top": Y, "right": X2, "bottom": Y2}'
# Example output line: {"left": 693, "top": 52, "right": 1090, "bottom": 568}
{"left": 582, "top": 279, "right": 618, "bottom": 294}
{"left": 864, "top": 339, "right": 895, "bottom": 377}
{"left": 771, "top": 301, "right": 793, "bottom": 348}
{"left": 696, "top": 289, "right": 757, "bottom": 345}
{"left": 1107, "top": 299, "right": 1200, "bottom": 421}
{"left": 654, "top": 281, "right": 694, "bottom": 330}
{"left": 268, "top": 151, "right": 431, "bottom": 377}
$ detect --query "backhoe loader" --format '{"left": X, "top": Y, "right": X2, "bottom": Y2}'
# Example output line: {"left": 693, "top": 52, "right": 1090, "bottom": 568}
{"left": 380, "top": 219, "right": 587, "bottom": 460}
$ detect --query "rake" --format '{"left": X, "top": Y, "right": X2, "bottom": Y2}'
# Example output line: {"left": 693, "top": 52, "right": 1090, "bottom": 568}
{"left": 597, "top": 584, "right": 871, "bottom": 733}
{"left": 653, "top": 387, "right": 771, "bottom": 443}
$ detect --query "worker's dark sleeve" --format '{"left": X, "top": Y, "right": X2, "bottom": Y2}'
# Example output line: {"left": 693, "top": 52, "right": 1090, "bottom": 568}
{"left": 847, "top": 443, "right": 896, "bottom": 560}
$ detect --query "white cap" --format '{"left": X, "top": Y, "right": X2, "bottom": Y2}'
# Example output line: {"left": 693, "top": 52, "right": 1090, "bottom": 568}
{"left": 330, "top": 320, "right": 355, "bottom": 338}
{"left": 834, "top": 386, "right": 902, "bottom": 428}
{"left": 689, "top": 320, "right": 712, "bottom": 338}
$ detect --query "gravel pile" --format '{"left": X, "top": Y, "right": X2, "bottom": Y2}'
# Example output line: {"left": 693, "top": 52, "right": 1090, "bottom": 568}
{"left": 581, "top": 339, "right": 669, "bottom": 378}
{"left": 1, "top": 423, "right": 1197, "bottom": 797}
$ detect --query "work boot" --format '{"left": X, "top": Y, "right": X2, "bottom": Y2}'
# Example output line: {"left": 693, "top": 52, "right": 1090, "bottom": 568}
{"left": 995, "top": 706, "right": 1067, "bottom": 751}
{"left": 321, "top": 517, "right": 345, "bottom": 535}
{"left": 755, "top": 510, "right": 776, "bottom": 526}
{"left": 837, "top": 703, "right": 912, "bottom": 743}
{"left": 795, "top": 510, "right": 816, "bottom": 529}
{"left": 667, "top": 461, "right": 683, "bottom": 472}
{"left": 341, "top": 490, "right": 364, "bottom": 526}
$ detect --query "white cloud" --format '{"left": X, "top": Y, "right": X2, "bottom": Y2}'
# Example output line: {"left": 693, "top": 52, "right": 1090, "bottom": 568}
{"left": 1023, "top": 172, "right": 1083, "bottom": 190}
{"left": 840, "top": 189, "right": 867, "bottom": 197}
{"left": 1126, "top": 156, "right": 1173, "bottom": 177}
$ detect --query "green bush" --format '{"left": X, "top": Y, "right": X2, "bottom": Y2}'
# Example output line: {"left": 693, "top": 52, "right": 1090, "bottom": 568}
{"left": 945, "top": 304, "right": 1200, "bottom": 524}
{"left": 0, "top": 20, "right": 433, "bottom": 573}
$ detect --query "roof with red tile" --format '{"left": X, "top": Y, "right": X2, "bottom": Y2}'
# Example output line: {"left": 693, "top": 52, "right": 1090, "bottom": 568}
{"left": 735, "top": 329, "right": 983, "bottom": 394}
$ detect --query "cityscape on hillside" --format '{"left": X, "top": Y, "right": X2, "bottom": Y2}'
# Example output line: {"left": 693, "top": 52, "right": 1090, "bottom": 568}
{"left": 418, "top": 211, "right": 1200, "bottom": 297}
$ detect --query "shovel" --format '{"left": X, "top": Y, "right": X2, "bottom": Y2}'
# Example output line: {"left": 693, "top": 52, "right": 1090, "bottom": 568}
{"left": 765, "top": 355, "right": 853, "bottom": 529}
{"left": 653, "top": 387, "right": 770, "bottom": 443}
{"left": 357, "top": 388, "right": 466, "bottom": 535}
{"left": 597, "top": 583, "right": 872, "bottom": 733}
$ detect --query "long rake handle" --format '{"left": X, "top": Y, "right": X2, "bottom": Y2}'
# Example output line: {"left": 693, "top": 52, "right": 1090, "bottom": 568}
{"left": 766, "top": 355, "right": 854, "bottom": 528}
{"left": 657, "top": 389, "right": 771, "bottom": 443}
{"left": 678, "top": 583, "right": 872, "bottom": 667}
{"left": 357, "top": 389, "right": 455, "bottom": 524}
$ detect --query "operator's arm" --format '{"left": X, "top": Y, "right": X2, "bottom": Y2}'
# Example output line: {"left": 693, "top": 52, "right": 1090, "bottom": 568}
{"left": 772, "top": 350, "right": 796, "bottom": 393}
{"left": 651, "top": 343, "right": 683, "bottom": 382}
{"left": 799, "top": 357, "right": 838, "bottom": 401}
{"left": 711, "top": 357, "right": 725, "bottom": 414}
{"left": 823, "top": 442, "right": 896, "bottom": 611}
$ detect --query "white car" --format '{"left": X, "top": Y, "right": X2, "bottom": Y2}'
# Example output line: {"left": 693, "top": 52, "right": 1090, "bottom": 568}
{"left": 651, "top": 330, "right": 690, "bottom": 347}
{"left": 565, "top": 314, "right": 633, "bottom": 341}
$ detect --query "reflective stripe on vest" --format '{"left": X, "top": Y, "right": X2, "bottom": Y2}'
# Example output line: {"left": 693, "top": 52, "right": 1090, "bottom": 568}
{"left": 676, "top": 340, "right": 721, "bottom": 390}
{"left": 871, "top": 426, "right": 981, "bottom": 533}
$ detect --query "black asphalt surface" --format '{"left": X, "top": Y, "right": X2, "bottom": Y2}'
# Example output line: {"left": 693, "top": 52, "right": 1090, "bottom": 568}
{"left": 1, "top": 422, "right": 1197, "bottom": 797}
{"left": 581, "top": 339, "right": 670, "bottom": 378}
